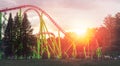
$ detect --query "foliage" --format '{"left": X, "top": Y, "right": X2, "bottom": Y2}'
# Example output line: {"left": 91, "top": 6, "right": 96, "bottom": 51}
{"left": 20, "top": 13, "right": 34, "bottom": 57}
{"left": 3, "top": 13, "right": 14, "bottom": 57}
{"left": 3, "top": 13, "right": 36, "bottom": 58}
{"left": 97, "top": 12, "right": 120, "bottom": 56}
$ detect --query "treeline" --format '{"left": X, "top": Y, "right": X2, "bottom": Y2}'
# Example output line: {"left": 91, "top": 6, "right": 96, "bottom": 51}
{"left": 60, "top": 12, "right": 120, "bottom": 58}
{"left": 96, "top": 12, "right": 120, "bottom": 56}
{"left": 0, "top": 12, "right": 120, "bottom": 59}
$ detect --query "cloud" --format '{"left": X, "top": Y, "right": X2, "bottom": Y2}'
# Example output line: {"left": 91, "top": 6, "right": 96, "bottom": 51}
{"left": 0, "top": 0, "right": 100, "bottom": 10}
{"left": 60, "top": 0, "right": 100, "bottom": 10}
{"left": 99, "top": 0, "right": 120, "bottom": 3}
{"left": 36, "top": 0, "right": 100, "bottom": 10}
{"left": 15, "top": 0, "right": 41, "bottom": 5}
{"left": 1, "top": 0, "right": 120, "bottom": 33}
{"left": 0, "top": 0, "right": 17, "bottom": 9}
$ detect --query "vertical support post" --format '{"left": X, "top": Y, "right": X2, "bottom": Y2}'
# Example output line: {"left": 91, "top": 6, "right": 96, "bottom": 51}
{"left": 88, "top": 39, "right": 90, "bottom": 58}
{"left": 41, "top": 14, "right": 50, "bottom": 59}
{"left": 84, "top": 46, "right": 87, "bottom": 59}
{"left": 96, "top": 40, "right": 102, "bottom": 60}
{"left": 58, "top": 30, "right": 62, "bottom": 59}
{"left": 38, "top": 13, "right": 51, "bottom": 59}
{"left": 37, "top": 36, "right": 40, "bottom": 59}
{"left": 96, "top": 47, "right": 102, "bottom": 60}
{"left": 72, "top": 42, "right": 77, "bottom": 58}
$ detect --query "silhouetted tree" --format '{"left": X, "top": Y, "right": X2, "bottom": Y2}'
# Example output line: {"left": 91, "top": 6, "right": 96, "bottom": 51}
{"left": 20, "top": 13, "right": 34, "bottom": 58}
{"left": 4, "top": 13, "right": 14, "bottom": 57}
{"left": 113, "top": 13, "right": 120, "bottom": 55}
{"left": 13, "top": 13, "right": 22, "bottom": 57}
{"left": 103, "top": 13, "right": 120, "bottom": 56}
{"left": 104, "top": 15, "right": 116, "bottom": 45}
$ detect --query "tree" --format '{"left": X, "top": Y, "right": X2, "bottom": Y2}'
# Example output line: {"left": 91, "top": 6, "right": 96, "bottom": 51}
{"left": 20, "top": 13, "right": 34, "bottom": 57}
{"left": 103, "top": 13, "right": 120, "bottom": 56}
{"left": 113, "top": 13, "right": 120, "bottom": 55}
{"left": 4, "top": 13, "right": 14, "bottom": 57}
{"left": 104, "top": 15, "right": 116, "bottom": 45}
{"left": 95, "top": 27, "right": 109, "bottom": 54}
{"left": 13, "top": 13, "right": 22, "bottom": 57}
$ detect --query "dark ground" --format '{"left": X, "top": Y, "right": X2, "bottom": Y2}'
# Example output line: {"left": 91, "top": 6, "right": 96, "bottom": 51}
{"left": 0, "top": 59, "right": 120, "bottom": 66}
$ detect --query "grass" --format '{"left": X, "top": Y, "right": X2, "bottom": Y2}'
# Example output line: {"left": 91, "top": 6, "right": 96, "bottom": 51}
{"left": 0, "top": 59, "right": 120, "bottom": 66}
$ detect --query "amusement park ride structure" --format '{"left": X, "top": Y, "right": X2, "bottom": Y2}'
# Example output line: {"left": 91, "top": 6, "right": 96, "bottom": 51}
{"left": 0, "top": 5, "right": 76, "bottom": 59}
{"left": 0, "top": 5, "right": 101, "bottom": 59}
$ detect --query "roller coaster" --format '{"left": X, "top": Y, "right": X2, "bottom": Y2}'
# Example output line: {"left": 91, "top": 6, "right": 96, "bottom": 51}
{"left": 0, "top": 5, "right": 101, "bottom": 59}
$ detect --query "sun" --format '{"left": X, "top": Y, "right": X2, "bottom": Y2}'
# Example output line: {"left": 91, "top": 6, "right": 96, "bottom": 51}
{"left": 74, "top": 29, "right": 87, "bottom": 36}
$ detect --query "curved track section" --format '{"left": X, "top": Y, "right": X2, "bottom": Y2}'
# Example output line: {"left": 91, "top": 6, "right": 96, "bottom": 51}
{"left": 0, "top": 5, "right": 66, "bottom": 35}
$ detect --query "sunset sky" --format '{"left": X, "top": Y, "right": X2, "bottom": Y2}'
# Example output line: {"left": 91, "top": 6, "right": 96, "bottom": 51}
{"left": 0, "top": 0, "right": 120, "bottom": 34}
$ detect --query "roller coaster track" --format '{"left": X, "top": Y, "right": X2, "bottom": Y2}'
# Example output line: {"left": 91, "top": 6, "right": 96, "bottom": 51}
{"left": 0, "top": 5, "right": 78, "bottom": 58}
{"left": 0, "top": 5, "right": 66, "bottom": 35}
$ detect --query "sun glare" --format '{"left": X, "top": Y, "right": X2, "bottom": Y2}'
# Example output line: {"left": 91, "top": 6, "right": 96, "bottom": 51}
{"left": 74, "top": 29, "right": 87, "bottom": 36}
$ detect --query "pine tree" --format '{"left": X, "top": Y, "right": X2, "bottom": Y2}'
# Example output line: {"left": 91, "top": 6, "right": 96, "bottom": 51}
{"left": 13, "top": 13, "right": 22, "bottom": 57}
{"left": 20, "top": 13, "right": 33, "bottom": 57}
{"left": 4, "top": 13, "right": 14, "bottom": 57}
